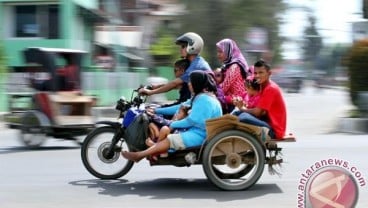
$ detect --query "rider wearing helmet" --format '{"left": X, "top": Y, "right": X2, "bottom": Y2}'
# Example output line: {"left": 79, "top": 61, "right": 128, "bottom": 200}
{"left": 139, "top": 32, "right": 212, "bottom": 98}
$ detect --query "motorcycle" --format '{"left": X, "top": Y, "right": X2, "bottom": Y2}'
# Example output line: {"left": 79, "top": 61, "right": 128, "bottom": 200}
{"left": 81, "top": 87, "right": 296, "bottom": 191}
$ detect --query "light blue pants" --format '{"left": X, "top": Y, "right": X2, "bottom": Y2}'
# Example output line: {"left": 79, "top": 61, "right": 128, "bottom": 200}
{"left": 232, "top": 110, "right": 275, "bottom": 139}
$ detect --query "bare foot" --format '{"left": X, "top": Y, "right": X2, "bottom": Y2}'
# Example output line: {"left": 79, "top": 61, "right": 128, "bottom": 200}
{"left": 121, "top": 151, "right": 144, "bottom": 162}
{"left": 145, "top": 137, "right": 155, "bottom": 147}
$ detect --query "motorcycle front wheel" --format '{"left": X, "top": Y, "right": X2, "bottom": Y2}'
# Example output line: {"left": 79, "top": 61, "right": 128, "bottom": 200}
{"left": 81, "top": 126, "right": 134, "bottom": 179}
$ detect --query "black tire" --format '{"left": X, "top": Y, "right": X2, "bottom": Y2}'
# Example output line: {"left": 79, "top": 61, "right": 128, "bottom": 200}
{"left": 19, "top": 110, "right": 50, "bottom": 148}
{"left": 212, "top": 161, "right": 254, "bottom": 179}
{"left": 202, "top": 130, "right": 265, "bottom": 191}
{"left": 81, "top": 126, "right": 134, "bottom": 179}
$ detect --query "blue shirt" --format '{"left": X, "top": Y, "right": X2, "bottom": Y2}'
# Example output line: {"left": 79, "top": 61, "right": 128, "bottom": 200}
{"left": 180, "top": 56, "right": 211, "bottom": 83}
{"left": 169, "top": 93, "right": 222, "bottom": 148}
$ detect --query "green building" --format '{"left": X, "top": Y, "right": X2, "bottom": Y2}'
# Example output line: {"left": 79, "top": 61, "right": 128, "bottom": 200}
{"left": 0, "top": 0, "right": 105, "bottom": 70}
{"left": 0, "top": 0, "right": 181, "bottom": 111}
{"left": 0, "top": 0, "right": 133, "bottom": 111}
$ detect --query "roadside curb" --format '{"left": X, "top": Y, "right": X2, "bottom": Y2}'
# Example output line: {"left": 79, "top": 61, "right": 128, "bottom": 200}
{"left": 336, "top": 117, "right": 368, "bottom": 134}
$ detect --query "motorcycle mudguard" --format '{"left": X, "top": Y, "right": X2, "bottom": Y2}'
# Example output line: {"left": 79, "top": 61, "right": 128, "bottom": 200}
{"left": 95, "top": 121, "right": 121, "bottom": 129}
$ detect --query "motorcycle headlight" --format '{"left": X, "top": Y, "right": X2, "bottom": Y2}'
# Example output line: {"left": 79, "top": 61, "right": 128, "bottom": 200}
{"left": 116, "top": 97, "right": 129, "bottom": 111}
{"left": 133, "top": 96, "right": 143, "bottom": 106}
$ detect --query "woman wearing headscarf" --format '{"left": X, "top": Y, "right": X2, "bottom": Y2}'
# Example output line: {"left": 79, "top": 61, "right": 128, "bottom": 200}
{"left": 216, "top": 38, "right": 252, "bottom": 113}
{"left": 121, "top": 70, "right": 222, "bottom": 162}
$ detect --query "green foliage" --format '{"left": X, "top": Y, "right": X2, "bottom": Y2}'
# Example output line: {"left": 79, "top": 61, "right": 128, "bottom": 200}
{"left": 149, "top": 34, "right": 176, "bottom": 56}
{"left": 346, "top": 39, "right": 368, "bottom": 107}
{"left": 149, "top": 30, "right": 177, "bottom": 66}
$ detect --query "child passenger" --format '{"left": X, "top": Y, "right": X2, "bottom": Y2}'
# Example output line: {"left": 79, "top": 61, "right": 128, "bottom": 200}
{"left": 146, "top": 105, "right": 190, "bottom": 147}
{"left": 232, "top": 78, "right": 261, "bottom": 114}
{"left": 149, "top": 59, "right": 191, "bottom": 107}
{"left": 213, "top": 68, "right": 227, "bottom": 113}
{"left": 172, "top": 59, "right": 191, "bottom": 104}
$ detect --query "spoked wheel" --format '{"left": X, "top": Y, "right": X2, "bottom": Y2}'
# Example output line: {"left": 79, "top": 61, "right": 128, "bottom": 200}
{"left": 19, "top": 111, "right": 50, "bottom": 148}
{"left": 202, "top": 130, "right": 265, "bottom": 191}
{"left": 81, "top": 126, "right": 134, "bottom": 179}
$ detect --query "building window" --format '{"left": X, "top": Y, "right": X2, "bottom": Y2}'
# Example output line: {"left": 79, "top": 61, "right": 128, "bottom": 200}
{"left": 48, "top": 5, "right": 59, "bottom": 39}
{"left": 16, "top": 6, "right": 37, "bottom": 37}
{"left": 15, "top": 5, "right": 59, "bottom": 39}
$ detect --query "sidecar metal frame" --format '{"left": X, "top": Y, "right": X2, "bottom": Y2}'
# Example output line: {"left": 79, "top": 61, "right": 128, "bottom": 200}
{"left": 148, "top": 114, "right": 296, "bottom": 190}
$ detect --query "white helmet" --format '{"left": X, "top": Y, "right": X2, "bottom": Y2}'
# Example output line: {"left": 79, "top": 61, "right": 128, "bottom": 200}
{"left": 175, "top": 32, "right": 204, "bottom": 55}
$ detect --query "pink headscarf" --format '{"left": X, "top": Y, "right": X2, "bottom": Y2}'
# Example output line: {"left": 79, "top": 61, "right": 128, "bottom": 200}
{"left": 216, "top": 38, "right": 251, "bottom": 79}
{"left": 246, "top": 65, "right": 255, "bottom": 80}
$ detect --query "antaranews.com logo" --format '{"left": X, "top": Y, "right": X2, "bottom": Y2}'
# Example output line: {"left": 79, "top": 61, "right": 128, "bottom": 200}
{"left": 297, "top": 158, "right": 366, "bottom": 208}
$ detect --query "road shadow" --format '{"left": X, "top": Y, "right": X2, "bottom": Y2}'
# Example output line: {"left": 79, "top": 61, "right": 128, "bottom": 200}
{"left": 0, "top": 146, "right": 80, "bottom": 155}
{"left": 70, "top": 178, "right": 283, "bottom": 202}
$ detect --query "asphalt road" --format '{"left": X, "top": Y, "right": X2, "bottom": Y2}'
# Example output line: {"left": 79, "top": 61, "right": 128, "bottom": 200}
{"left": 0, "top": 86, "right": 367, "bottom": 208}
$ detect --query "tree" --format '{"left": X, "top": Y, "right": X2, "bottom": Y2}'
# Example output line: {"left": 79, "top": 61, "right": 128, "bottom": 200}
{"left": 302, "top": 15, "right": 323, "bottom": 68}
{"left": 178, "top": 0, "right": 286, "bottom": 67}
{"left": 149, "top": 33, "right": 177, "bottom": 65}
{"left": 177, "top": 0, "right": 227, "bottom": 67}
{"left": 346, "top": 39, "right": 368, "bottom": 108}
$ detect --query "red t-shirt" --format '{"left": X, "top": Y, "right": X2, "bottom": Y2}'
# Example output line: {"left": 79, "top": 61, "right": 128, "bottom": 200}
{"left": 257, "top": 80, "right": 286, "bottom": 139}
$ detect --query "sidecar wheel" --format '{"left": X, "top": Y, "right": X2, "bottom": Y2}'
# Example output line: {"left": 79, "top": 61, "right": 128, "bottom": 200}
{"left": 202, "top": 130, "right": 265, "bottom": 191}
{"left": 81, "top": 126, "right": 133, "bottom": 179}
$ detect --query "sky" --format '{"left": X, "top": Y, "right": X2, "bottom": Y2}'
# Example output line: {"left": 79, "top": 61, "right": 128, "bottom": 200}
{"left": 281, "top": 0, "right": 365, "bottom": 59}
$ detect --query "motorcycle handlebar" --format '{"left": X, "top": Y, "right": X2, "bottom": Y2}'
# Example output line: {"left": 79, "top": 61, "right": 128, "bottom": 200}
{"left": 116, "top": 85, "right": 151, "bottom": 116}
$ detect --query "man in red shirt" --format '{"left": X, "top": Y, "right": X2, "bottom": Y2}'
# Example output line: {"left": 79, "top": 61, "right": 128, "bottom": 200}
{"left": 233, "top": 59, "right": 287, "bottom": 139}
